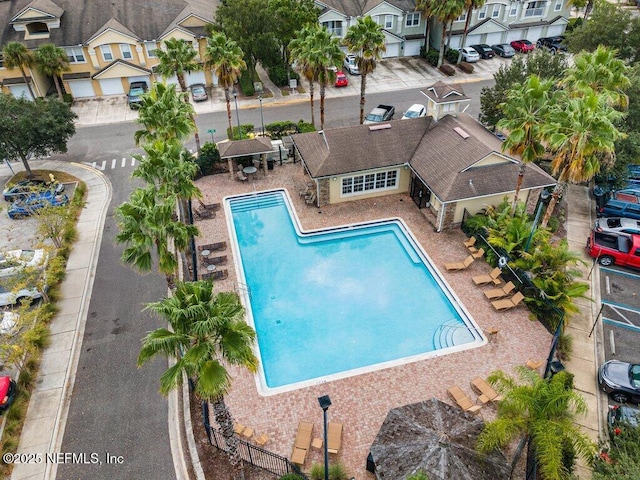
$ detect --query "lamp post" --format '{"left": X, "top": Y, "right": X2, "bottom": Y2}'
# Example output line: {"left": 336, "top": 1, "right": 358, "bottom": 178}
{"left": 258, "top": 95, "right": 265, "bottom": 137}
{"left": 232, "top": 90, "right": 241, "bottom": 140}
{"left": 524, "top": 189, "right": 551, "bottom": 252}
{"left": 318, "top": 395, "right": 331, "bottom": 480}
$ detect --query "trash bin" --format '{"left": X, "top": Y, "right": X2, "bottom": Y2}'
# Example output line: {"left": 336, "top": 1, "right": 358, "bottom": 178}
{"left": 366, "top": 452, "right": 376, "bottom": 473}
{"left": 549, "top": 360, "right": 565, "bottom": 375}
{"left": 593, "top": 186, "right": 609, "bottom": 209}
{"left": 267, "top": 159, "right": 274, "bottom": 170}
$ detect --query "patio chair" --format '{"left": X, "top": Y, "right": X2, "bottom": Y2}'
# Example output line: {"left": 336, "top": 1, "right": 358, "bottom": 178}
{"left": 471, "top": 377, "right": 504, "bottom": 403}
{"left": 253, "top": 432, "right": 270, "bottom": 446}
{"left": 483, "top": 281, "right": 515, "bottom": 300}
{"left": 234, "top": 422, "right": 246, "bottom": 435}
{"left": 526, "top": 359, "right": 544, "bottom": 370}
{"left": 491, "top": 291, "right": 525, "bottom": 311}
{"left": 291, "top": 421, "right": 314, "bottom": 466}
{"left": 305, "top": 192, "right": 316, "bottom": 206}
{"left": 472, "top": 267, "right": 503, "bottom": 286}
{"left": 242, "top": 427, "right": 254, "bottom": 439}
{"left": 203, "top": 255, "right": 228, "bottom": 266}
{"left": 201, "top": 269, "right": 229, "bottom": 281}
{"left": 194, "top": 208, "right": 214, "bottom": 219}
{"left": 327, "top": 422, "right": 343, "bottom": 454}
{"left": 463, "top": 236, "right": 476, "bottom": 249}
{"left": 471, "top": 247, "right": 485, "bottom": 259}
{"left": 198, "top": 242, "right": 226, "bottom": 253}
{"left": 444, "top": 255, "right": 475, "bottom": 271}
{"left": 237, "top": 171, "right": 248, "bottom": 182}
{"left": 198, "top": 199, "right": 221, "bottom": 212}
{"left": 447, "top": 386, "right": 482, "bottom": 414}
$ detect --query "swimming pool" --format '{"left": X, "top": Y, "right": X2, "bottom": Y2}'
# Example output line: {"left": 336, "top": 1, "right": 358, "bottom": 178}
{"left": 226, "top": 190, "right": 484, "bottom": 395}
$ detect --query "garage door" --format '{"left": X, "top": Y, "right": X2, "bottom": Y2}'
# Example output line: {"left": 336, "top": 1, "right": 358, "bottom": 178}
{"left": 186, "top": 71, "right": 206, "bottom": 86}
{"left": 404, "top": 39, "right": 422, "bottom": 57}
{"left": 526, "top": 26, "right": 543, "bottom": 43}
{"left": 99, "top": 78, "right": 124, "bottom": 95}
{"left": 485, "top": 32, "right": 503, "bottom": 45}
{"left": 448, "top": 35, "right": 462, "bottom": 50}
{"left": 8, "top": 84, "right": 32, "bottom": 100}
{"left": 545, "top": 25, "right": 565, "bottom": 37}
{"left": 464, "top": 34, "right": 481, "bottom": 48}
{"left": 506, "top": 29, "right": 523, "bottom": 42}
{"left": 68, "top": 80, "right": 95, "bottom": 98}
{"left": 383, "top": 42, "right": 401, "bottom": 58}
{"left": 127, "top": 75, "right": 150, "bottom": 86}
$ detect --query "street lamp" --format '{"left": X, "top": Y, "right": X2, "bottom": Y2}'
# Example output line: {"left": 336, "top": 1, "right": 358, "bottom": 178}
{"left": 318, "top": 395, "right": 331, "bottom": 480}
{"left": 232, "top": 90, "right": 241, "bottom": 140}
{"left": 258, "top": 95, "right": 265, "bottom": 137}
{"left": 524, "top": 189, "right": 552, "bottom": 252}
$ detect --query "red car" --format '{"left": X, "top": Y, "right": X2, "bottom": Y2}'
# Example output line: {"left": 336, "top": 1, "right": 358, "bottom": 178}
{"left": 510, "top": 39, "right": 535, "bottom": 53}
{"left": 0, "top": 376, "right": 16, "bottom": 414}
{"left": 334, "top": 71, "right": 348, "bottom": 87}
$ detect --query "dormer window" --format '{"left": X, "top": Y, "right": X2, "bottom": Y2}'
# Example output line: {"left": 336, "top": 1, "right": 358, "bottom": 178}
{"left": 27, "top": 22, "right": 49, "bottom": 35}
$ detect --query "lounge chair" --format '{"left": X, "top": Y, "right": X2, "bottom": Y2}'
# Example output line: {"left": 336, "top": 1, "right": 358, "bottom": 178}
{"left": 198, "top": 199, "right": 221, "bottom": 212}
{"left": 254, "top": 433, "right": 270, "bottom": 446}
{"left": 327, "top": 422, "right": 343, "bottom": 454}
{"left": 198, "top": 242, "right": 226, "bottom": 253}
{"left": 194, "top": 208, "right": 214, "bottom": 219}
{"left": 204, "top": 255, "right": 228, "bottom": 266}
{"left": 447, "top": 386, "right": 482, "bottom": 414}
{"left": 201, "top": 269, "right": 229, "bottom": 281}
{"left": 491, "top": 291, "right": 525, "bottom": 311}
{"left": 444, "top": 255, "right": 475, "bottom": 271}
{"left": 234, "top": 422, "right": 246, "bottom": 435}
{"left": 526, "top": 359, "right": 544, "bottom": 370}
{"left": 472, "top": 267, "right": 503, "bottom": 286}
{"left": 237, "top": 171, "right": 248, "bottom": 182}
{"left": 471, "top": 247, "right": 485, "bottom": 259}
{"left": 463, "top": 236, "right": 476, "bottom": 248}
{"left": 291, "top": 421, "right": 314, "bottom": 466}
{"left": 471, "top": 377, "right": 504, "bottom": 403}
{"left": 484, "top": 281, "right": 515, "bottom": 300}
{"left": 242, "top": 426, "right": 254, "bottom": 439}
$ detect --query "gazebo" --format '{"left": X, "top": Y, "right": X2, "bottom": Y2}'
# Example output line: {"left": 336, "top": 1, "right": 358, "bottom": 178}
{"left": 217, "top": 137, "right": 275, "bottom": 178}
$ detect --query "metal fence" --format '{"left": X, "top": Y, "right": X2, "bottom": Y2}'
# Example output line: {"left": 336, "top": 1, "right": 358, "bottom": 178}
{"left": 202, "top": 402, "right": 307, "bottom": 479}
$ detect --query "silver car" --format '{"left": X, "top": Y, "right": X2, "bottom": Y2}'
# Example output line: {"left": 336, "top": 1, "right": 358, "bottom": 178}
{"left": 595, "top": 217, "right": 640, "bottom": 235}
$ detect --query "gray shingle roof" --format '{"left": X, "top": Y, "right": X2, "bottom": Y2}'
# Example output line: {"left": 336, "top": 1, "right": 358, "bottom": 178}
{"left": 420, "top": 81, "right": 469, "bottom": 104}
{"left": 317, "top": 0, "right": 417, "bottom": 17}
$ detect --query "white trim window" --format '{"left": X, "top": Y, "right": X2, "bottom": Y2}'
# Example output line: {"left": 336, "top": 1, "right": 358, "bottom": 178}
{"left": 492, "top": 5, "right": 501, "bottom": 18}
{"left": 341, "top": 170, "right": 399, "bottom": 196}
{"left": 405, "top": 12, "right": 420, "bottom": 27}
{"left": 478, "top": 6, "right": 487, "bottom": 20}
{"left": 455, "top": 11, "right": 467, "bottom": 22}
{"left": 120, "top": 44, "right": 133, "bottom": 60}
{"left": 525, "top": 1, "right": 546, "bottom": 17}
{"left": 442, "top": 102, "right": 455, "bottom": 113}
{"left": 322, "top": 20, "right": 343, "bottom": 36}
{"left": 384, "top": 15, "right": 393, "bottom": 29}
{"left": 509, "top": 3, "right": 518, "bottom": 16}
{"left": 100, "top": 45, "right": 113, "bottom": 61}
{"left": 554, "top": 0, "right": 563, "bottom": 11}
{"left": 65, "top": 47, "right": 85, "bottom": 63}
{"left": 144, "top": 41, "right": 158, "bottom": 58}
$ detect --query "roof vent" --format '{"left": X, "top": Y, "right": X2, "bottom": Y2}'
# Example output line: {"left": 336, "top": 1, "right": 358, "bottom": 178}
{"left": 319, "top": 130, "right": 329, "bottom": 149}
{"left": 454, "top": 127, "right": 470, "bottom": 139}
{"left": 369, "top": 123, "right": 392, "bottom": 131}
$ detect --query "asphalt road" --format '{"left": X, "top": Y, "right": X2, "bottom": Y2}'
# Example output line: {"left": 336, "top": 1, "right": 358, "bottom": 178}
{"left": 50, "top": 81, "right": 492, "bottom": 479}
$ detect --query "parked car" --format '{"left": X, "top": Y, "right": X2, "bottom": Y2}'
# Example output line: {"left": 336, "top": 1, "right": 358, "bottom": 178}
{"left": 0, "top": 376, "right": 17, "bottom": 414}
{"left": 0, "top": 311, "right": 18, "bottom": 336}
{"left": 586, "top": 230, "right": 640, "bottom": 268}
{"left": 491, "top": 44, "right": 516, "bottom": 58}
{"left": 536, "top": 36, "right": 567, "bottom": 54}
{"left": 190, "top": 83, "right": 208, "bottom": 102}
{"left": 598, "top": 199, "right": 640, "bottom": 220}
{"left": 613, "top": 188, "right": 640, "bottom": 204}
{"left": 3, "top": 179, "right": 64, "bottom": 202}
{"left": 343, "top": 54, "right": 360, "bottom": 75}
{"left": 127, "top": 81, "right": 148, "bottom": 109}
{"left": 470, "top": 44, "right": 495, "bottom": 59}
{"left": 608, "top": 404, "right": 640, "bottom": 430}
{"left": 595, "top": 217, "right": 640, "bottom": 236}
{"left": 0, "top": 278, "right": 43, "bottom": 308}
{"left": 0, "top": 249, "right": 48, "bottom": 276}
{"left": 401, "top": 104, "right": 427, "bottom": 119}
{"left": 460, "top": 47, "right": 480, "bottom": 63}
{"left": 334, "top": 71, "right": 348, "bottom": 87}
{"left": 598, "top": 360, "right": 640, "bottom": 404}
{"left": 510, "top": 39, "right": 535, "bottom": 53}
{"left": 7, "top": 190, "right": 69, "bottom": 219}
{"left": 364, "top": 104, "right": 395, "bottom": 124}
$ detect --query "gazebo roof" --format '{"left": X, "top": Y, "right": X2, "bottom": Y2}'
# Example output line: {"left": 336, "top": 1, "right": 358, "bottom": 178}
{"left": 217, "top": 137, "right": 274, "bottom": 159}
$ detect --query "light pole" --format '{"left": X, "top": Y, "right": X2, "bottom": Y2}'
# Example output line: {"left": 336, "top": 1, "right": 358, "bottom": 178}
{"left": 258, "top": 95, "right": 265, "bottom": 137}
{"left": 318, "top": 395, "right": 331, "bottom": 480}
{"left": 524, "top": 189, "right": 551, "bottom": 252}
{"left": 232, "top": 90, "right": 241, "bottom": 140}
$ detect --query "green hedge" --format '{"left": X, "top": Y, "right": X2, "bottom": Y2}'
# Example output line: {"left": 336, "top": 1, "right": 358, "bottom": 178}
{"left": 193, "top": 142, "right": 224, "bottom": 178}
{"left": 239, "top": 71, "right": 255, "bottom": 96}
{"left": 227, "top": 123, "right": 255, "bottom": 140}
{"left": 445, "top": 48, "right": 459, "bottom": 64}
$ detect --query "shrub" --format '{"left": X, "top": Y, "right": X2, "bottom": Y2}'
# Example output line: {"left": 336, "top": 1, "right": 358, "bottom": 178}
{"left": 445, "top": 48, "right": 459, "bottom": 64}
{"left": 296, "top": 120, "right": 315, "bottom": 133}
{"left": 227, "top": 123, "right": 255, "bottom": 141}
{"left": 424, "top": 48, "right": 439, "bottom": 66}
{"left": 194, "top": 142, "right": 223, "bottom": 177}
{"left": 439, "top": 64, "right": 455, "bottom": 76}
{"left": 268, "top": 64, "right": 289, "bottom": 87}
{"left": 329, "top": 463, "right": 349, "bottom": 480}
{"left": 266, "top": 120, "right": 298, "bottom": 138}
{"left": 459, "top": 61, "right": 474, "bottom": 74}
{"left": 62, "top": 93, "right": 73, "bottom": 104}
{"left": 239, "top": 71, "right": 255, "bottom": 96}
{"left": 310, "top": 463, "right": 324, "bottom": 480}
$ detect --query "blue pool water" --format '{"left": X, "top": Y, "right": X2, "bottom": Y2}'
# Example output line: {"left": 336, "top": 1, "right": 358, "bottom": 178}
{"left": 226, "top": 190, "right": 482, "bottom": 393}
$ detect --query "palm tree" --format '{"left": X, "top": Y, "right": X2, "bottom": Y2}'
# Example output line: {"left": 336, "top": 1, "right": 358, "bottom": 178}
{"left": 204, "top": 33, "right": 246, "bottom": 140}
{"left": 477, "top": 367, "right": 596, "bottom": 480}
{"left": 139, "top": 280, "right": 258, "bottom": 480}
{"left": 343, "top": 16, "right": 386, "bottom": 124}
{"left": 430, "top": 0, "right": 466, "bottom": 68}
{"left": 290, "top": 25, "right": 319, "bottom": 128}
{"left": 156, "top": 38, "right": 202, "bottom": 151}
{"left": 34, "top": 44, "right": 70, "bottom": 101}
{"left": 497, "top": 75, "right": 555, "bottom": 214}
{"left": 135, "top": 82, "right": 196, "bottom": 145}
{"left": 115, "top": 186, "right": 198, "bottom": 289}
{"left": 416, "top": 0, "right": 439, "bottom": 53}
{"left": 3, "top": 42, "right": 36, "bottom": 99}
{"left": 457, "top": 0, "right": 486, "bottom": 64}
{"left": 562, "top": 45, "right": 631, "bottom": 109}
{"left": 306, "top": 26, "right": 343, "bottom": 130}
{"left": 540, "top": 88, "right": 625, "bottom": 227}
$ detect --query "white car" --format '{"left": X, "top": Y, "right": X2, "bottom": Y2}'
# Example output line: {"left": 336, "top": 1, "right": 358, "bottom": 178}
{"left": 0, "top": 312, "right": 18, "bottom": 336}
{"left": 0, "top": 249, "right": 47, "bottom": 277}
{"left": 0, "top": 279, "right": 43, "bottom": 308}
{"left": 401, "top": 104, "right": 427, "bottom": 120}
{"left": 343, "top": 54, "right": 360, "bottom": 75}
{"left": 461, "top": 47, "right": 480, "bottom": 63}
{"left": 595, "top": 217, "right": 640, "bottom": 236}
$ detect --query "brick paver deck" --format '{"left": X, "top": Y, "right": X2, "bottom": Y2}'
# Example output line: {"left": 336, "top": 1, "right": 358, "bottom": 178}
{"left": 194, "top": 161, "right": 551, "bottom": 479}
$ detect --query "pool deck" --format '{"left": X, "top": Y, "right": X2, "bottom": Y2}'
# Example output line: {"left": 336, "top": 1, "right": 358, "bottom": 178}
{"left": 194, "top": 162, "right": 551, "bottom": 479}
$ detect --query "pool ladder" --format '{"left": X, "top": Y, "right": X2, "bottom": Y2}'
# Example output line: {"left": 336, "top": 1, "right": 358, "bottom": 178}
{"left": 236, "top": 282, "right": 252, "bottom": 299}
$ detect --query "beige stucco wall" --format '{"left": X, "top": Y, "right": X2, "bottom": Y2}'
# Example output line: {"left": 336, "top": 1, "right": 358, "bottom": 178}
{"left": 88, "top": 31, "right": 138, "bottom": 50}
{"left": 474, "top": 154, "right": 516, "bottom": 167}
{"left": 180, "top": 16, "right": 208, "bottom": 28}
{"left": 94, "top": 63, "right": 149, "bottom": 79}
{"left": 452, "top": 193, "right": 514, "bottom": 224}
{"left": 327, "top": 166, "right": 411, "bottom": 204}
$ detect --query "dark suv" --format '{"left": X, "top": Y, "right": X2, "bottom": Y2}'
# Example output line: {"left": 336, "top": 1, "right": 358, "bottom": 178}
{"left": 598, "top": 199, "right": 640, "bottom": 220}
{"left": 128, "top": 81, "right": 148, "bottom": 109}
{"left": 536, "top": 36, "right": 567, "bottom": 54}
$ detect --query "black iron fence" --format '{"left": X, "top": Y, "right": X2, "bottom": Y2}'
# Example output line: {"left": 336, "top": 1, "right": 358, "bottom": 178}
{"left": 202, "top": 402, "right": 307, "bottom": 479}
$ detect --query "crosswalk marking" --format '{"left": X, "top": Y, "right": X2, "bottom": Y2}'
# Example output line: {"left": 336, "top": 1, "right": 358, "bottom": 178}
{"left": 82, "top": 150, "right": 191, "bottom": 171}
